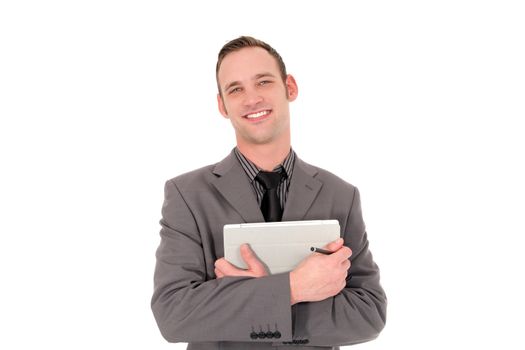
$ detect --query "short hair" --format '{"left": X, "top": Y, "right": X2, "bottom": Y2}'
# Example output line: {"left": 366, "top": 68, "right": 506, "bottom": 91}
{"left": 216, "top": 36, "right": 287, "bottom": 95}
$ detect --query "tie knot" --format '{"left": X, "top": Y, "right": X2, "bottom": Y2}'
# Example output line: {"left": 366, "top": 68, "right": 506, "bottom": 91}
{"left": 255, "top": 171, "right": 286, "bottom": 190}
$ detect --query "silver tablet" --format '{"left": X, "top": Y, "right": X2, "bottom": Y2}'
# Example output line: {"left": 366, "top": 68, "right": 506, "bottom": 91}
{"left": 223, "top": 220, "right": 340, "bottom": 274}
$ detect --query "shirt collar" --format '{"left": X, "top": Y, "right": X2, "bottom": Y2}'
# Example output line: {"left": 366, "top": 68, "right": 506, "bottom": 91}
{"left": 234, "top": 147, "right": 295, "bottom": 182}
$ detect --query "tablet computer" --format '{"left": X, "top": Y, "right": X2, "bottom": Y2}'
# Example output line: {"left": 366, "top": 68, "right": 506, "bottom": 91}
{"left": 223, "top": 220, "right": 340, "bottom": 274}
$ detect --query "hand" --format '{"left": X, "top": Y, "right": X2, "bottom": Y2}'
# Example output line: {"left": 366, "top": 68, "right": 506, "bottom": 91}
{"left": 289, "top": 238, "right": 352, "bottom": 305}
{"left": 215, "top": 243, "right": 269, "bottom": 279}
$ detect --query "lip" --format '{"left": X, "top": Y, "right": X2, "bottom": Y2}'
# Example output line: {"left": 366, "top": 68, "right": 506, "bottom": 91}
{"left": 242, "top": 109, "right": 272, "bottom": 122}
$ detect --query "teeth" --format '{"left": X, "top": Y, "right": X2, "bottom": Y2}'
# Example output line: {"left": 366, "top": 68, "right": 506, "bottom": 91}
{"left": 246, "top": 110, "right": 270, "bottom": 119}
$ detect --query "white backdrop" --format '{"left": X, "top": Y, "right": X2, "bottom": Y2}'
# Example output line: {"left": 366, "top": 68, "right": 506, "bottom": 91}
{"left": 1, "top": 1, "right": 524, "bottom": 349}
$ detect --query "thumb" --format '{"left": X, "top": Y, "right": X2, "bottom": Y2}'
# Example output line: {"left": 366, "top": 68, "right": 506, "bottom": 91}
{"left": 324, "top": 238, "right": 344, "bottom": 252}
{"left": 240, "top": 244, "right": 266, "bottom": 272}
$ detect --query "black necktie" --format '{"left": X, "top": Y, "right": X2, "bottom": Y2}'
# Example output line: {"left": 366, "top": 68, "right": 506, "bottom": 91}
{"left": 255, "top": 171, "right": 286, "bottom": 222}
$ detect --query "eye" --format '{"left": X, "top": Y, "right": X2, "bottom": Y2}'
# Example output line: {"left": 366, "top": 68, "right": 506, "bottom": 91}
{"left": 228, "top": 87, "right": 243, "bottom": 95}
{"left": 258, "top": 80, "right": 272, "bottom": 86}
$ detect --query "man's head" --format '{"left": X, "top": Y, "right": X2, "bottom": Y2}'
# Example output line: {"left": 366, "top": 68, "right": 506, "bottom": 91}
{"left": 216, "top": 36, "right": 298, "bottom": 149}
{"left": 216, "top": 36, "right": 287, "bottom": 96}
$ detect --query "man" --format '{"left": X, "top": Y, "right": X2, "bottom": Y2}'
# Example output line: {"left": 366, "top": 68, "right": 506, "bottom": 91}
{"left": 151, "top": 36, "right": 387, "bottom": 349}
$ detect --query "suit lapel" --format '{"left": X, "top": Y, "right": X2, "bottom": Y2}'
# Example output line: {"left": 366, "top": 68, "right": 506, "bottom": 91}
{"left": 211, "top": 150, "right": 322, "bottom": 223}
{"left": 282, "top": 157, "right": 323, "bottom": 221}
{"left": 211, "top": 150, "right": 265, "bottom": 223}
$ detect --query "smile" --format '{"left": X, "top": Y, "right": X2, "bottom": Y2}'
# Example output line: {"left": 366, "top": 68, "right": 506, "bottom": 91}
{"left": 244, "top": 109, "right": 272, "bottom": 120}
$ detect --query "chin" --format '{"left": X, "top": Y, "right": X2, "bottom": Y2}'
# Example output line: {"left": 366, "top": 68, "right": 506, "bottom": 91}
{"left": 237, "top": 124, "right": 288, "bottom": 146}
{"left": 240, "top": 132, "right": 275, "bottom": 145}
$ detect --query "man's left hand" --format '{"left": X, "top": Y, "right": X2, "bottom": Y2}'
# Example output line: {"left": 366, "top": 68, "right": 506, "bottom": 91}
{"left": 215, "top": 244, "right": 268, "bottom": 278}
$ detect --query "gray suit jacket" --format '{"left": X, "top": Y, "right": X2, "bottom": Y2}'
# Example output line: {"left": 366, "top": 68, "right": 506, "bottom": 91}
{"left": 151, "top": 150, "right": 387, "bottom": 349}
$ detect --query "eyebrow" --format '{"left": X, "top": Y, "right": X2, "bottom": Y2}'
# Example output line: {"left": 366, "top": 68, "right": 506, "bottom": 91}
{"left": 223, "top": 72, "right": 277, "bottom": 92}
{"left": 254, "top": 72, "right": 276, "bottom": 80}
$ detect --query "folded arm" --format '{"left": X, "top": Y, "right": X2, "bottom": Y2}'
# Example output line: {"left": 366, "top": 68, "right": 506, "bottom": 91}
{"left": 288, "top": 187, "right": 387, "bottom": 346}
{"left": 151, "top": 180, "right": 293, "bottom": 343}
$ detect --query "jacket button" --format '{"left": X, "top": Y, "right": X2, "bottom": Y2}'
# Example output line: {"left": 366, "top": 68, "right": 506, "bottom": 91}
{"left": 258, "top": 331, "right": 266, "bottom": 339}
{"left": 250, "top": 331, "right": 258, "bottom": 339}
{"left": 273, "top": 331, "right": 281, "bottom": 339}
{"left": 292, "top": 339, "right": 299, "bottom": 344}
{"left": 265, "top": 331, "right": 274, "bottom": 338}
{"left": 303, "top": 339, "right": 309, "bottom": 344}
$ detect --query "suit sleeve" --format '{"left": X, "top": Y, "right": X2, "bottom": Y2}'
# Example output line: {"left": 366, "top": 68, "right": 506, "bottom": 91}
{"left": 151, "top": 180, "right": 293, "bottom": 343}
{"left": 292, "top": 187, "right": 387, "bottom": 346}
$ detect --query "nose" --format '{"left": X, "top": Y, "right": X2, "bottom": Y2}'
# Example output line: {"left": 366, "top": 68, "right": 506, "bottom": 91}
{"left": 242, "top": 87, "right": 263, "bottom": 107}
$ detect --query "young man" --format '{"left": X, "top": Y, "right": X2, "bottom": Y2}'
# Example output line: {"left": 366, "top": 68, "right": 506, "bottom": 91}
{"left": 151, "top": 36, "right": 387, "bottom": 349}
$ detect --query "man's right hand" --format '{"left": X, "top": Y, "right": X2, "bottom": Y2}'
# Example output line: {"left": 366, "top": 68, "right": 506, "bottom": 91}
{"left": 289, "top": 238, "right": 352, "bottom": 305}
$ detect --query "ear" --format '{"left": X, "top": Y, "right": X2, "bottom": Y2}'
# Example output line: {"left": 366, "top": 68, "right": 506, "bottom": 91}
{"left": 217, "top": 93, "right": 229, "bottom": 118}
{"left": 285, "top": 74, "right": 298, "bottom": 102}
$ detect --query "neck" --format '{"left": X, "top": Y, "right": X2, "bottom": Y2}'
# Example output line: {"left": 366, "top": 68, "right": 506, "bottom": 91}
{"left": 236, "top": 139, "right": 291, "bottom": 171}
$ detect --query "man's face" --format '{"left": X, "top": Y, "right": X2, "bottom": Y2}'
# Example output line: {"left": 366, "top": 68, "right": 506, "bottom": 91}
{"left": 217, "top": 47, "right": 298, "bottom": 147}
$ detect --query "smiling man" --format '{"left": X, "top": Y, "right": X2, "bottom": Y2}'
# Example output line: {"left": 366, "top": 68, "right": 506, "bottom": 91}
{"left": 152, "top": 36, "right": 387, "bottom": 349}
{"left": 217, "top": 46, "right": 296, "bottom": 164}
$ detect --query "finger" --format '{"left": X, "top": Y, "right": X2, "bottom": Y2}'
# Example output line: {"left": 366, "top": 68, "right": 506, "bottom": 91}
{"left": 215, "top": 268, "right": 225, "bottom": 279}
{"left": 323, "top": 238, "right": 344, "bottom": 252}
{"left": 240, "top": 244, "right": 266, "bottom": 274}
{"left": 215, "top": 258, "right": 247, "bottom": 276}
{"left": 214, "top": 257, "right": 228, "bottom": 270}
{"left": 340, "top": 279, "right": 347, "bottom": 291}
{"left": 332, "top": 246, "right": 352, "bottom": 261}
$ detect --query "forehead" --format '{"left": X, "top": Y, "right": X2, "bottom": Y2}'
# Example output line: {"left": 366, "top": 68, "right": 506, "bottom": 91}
{"left": 218, "top": 47, "right": 281, "bottom": 85}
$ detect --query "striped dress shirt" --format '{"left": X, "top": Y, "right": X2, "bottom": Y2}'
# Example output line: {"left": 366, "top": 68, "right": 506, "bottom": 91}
{"left": 233, "top": 147, "right": 295, "bottom": 210}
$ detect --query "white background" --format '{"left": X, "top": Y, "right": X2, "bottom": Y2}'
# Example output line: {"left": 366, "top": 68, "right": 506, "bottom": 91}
{"left": 1, "top": 1, "right": 524, "bottom": 349}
